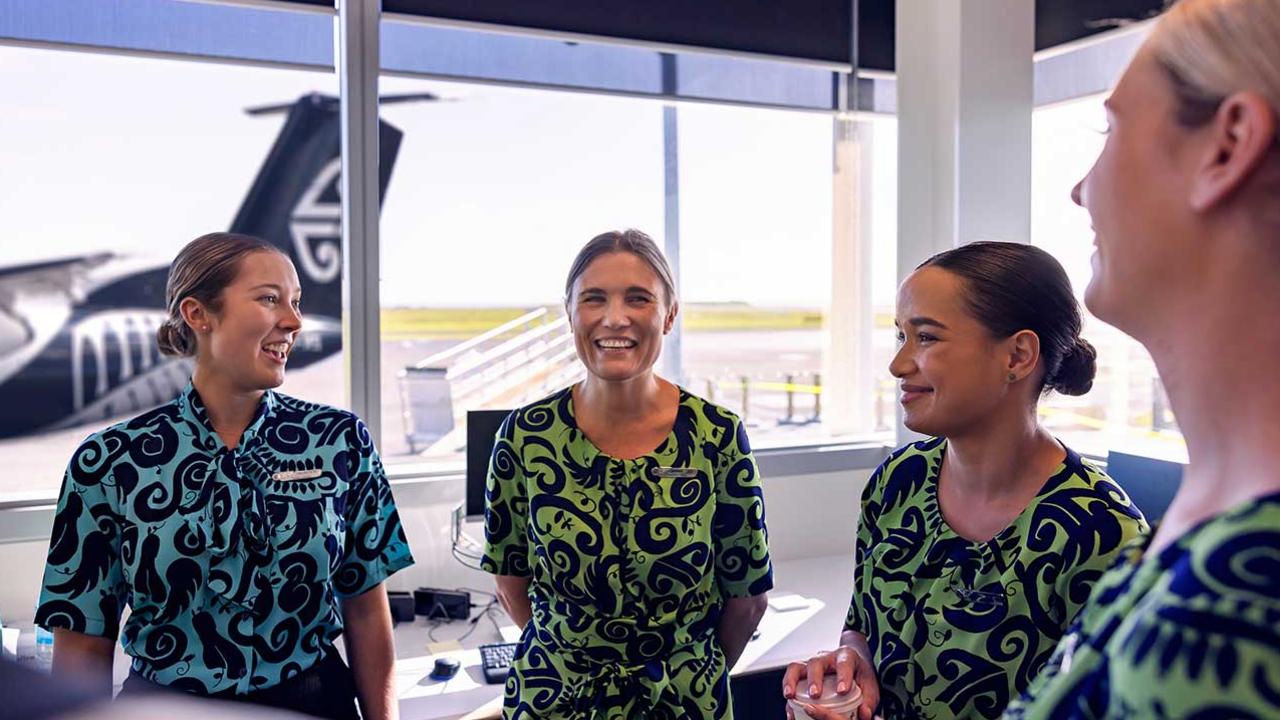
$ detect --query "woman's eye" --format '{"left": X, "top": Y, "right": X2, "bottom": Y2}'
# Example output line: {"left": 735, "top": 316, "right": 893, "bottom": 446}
{"left": 291, "top": 299, "right": 301, "bottom": 310}
{"left": 918, "top": 333, "right": 937, "bottom": 343}
{"left": 895, "top": 331, "right": 905, "bottom": 344}
{"left": 259, "top": 295, "right": 278, "bottom": 305}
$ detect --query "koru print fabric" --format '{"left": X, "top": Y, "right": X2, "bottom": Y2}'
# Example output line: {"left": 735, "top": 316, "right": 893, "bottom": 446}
{"left": 846, "top": 437, "right": 1148, "bottom": 720}
{"left": 481, "top": 386, "right": 773, "bottom": 719}
{"left": 1006, "top": 490, "right": 1280, "bottom": 719}
{"left": 36, "top": 382, "right": 414, "bottom": 695}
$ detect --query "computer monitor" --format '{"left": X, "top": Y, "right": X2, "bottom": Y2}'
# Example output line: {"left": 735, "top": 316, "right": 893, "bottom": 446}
{"left": 1105, "top": 450, "right": 1184, "bottom": 523}
{"left": 466, "top": 409, "right": 512, "bottom": 518}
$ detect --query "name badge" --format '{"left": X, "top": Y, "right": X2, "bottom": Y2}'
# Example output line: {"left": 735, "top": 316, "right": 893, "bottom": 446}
{"left": 652, "top": 467, "right": 698, "bottom": 479}
{"left": 272, "top": 469, "right": 323, "bottom": 482}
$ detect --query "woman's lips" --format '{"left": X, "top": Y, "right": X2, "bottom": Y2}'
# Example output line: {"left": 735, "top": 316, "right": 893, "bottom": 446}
{"left": 900, "top": 386, "right": 932, "bottom": 405}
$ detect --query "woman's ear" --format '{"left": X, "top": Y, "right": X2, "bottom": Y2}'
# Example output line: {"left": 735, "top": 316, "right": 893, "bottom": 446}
{"left": 180, "top": 297, "right": 210, "bottom": 334}
{"left": 1189, "top": 91, "right": 1278, "bottom": 212}
{"left": 664, "top": 300, "right": 680, "bottom": 335}
{"left": 1006, "top": 330, "right": 1041, "bottom": 383}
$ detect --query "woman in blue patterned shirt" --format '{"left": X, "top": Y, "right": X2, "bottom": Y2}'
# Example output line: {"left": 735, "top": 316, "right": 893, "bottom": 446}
{"left": 36, "top": 233, "right": 414, "bottom": 719}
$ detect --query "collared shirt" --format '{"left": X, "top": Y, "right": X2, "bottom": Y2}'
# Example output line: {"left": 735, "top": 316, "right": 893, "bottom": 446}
{"left": 1004, "top": 491, "right": 1280, "bottom": 719}
{"left": 845, "top": 438, "right": 1148, "bottom": 720}
{"left": 36, "top": 383, "right": 414, "bottom": 695}
{"left": 481, "top": 386, "right": 773, "bottom": 719}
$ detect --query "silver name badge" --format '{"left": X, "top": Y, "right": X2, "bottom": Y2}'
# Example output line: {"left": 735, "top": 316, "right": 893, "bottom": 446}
{"left": 272, "top": 469, "right": 323, "bottom": 482}
{"left": 652, "top": 467, "right": 698, "bottom": 479}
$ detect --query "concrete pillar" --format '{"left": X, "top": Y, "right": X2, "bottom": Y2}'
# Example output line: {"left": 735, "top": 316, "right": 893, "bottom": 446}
{"left": 823, "top": 118, "right": 876, "bottom": 435}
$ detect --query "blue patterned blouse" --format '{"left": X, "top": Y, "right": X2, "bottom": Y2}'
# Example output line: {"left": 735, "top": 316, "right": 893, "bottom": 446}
{"left": 35, "top": 383, "right": 414, "bottom": 695}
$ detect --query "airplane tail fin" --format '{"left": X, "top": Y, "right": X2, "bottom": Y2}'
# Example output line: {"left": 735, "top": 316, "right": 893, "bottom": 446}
{"left": 230, "top": 93, "right": 403, "bottom": 322}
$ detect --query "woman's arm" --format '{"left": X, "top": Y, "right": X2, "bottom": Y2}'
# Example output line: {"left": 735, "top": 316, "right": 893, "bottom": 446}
{"left": 342, "top": 583, "right": 398, "bottom": 720}
{"left": 717, "top": 593, "right": 767, "bottom": 669}
{"left": 52, "top": 629, "right": 115, "bottom": 697}
{"left": 494, "top": 574, "right": 532, "bottom": 628}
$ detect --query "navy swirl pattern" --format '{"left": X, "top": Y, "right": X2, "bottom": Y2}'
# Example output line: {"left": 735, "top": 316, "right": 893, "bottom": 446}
{"left": 1006, "top": 491, "right": 1280, "bottom": 718}
{"left": 482, "top": 386, "right": 772, "bottom": 718}
{"left": 35, "top": 382, "right": 414, "bottom": 696}
{"left": 846, "top": 438, "right": 1148, "bottom": 719}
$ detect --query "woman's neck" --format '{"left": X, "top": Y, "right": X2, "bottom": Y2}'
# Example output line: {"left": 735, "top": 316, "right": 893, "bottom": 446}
{"left": 576, "top": 372, "right": 667, "bottom": 422}
{"left": 1144, "top": 255, "right": 1280, "bottom": 551}
{"left": 191, "top": 366, "right": 263, "bottom": 448}
{"left": 943, "top": 403, "right": 1059, "bottom": 501}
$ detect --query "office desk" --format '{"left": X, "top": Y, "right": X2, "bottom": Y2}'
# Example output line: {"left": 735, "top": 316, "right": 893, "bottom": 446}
{"left": 395, "top": 553, "right": 855, "bottom": 720}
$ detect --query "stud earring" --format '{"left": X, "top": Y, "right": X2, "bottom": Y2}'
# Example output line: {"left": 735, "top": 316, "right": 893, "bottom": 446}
{"left": 202, "top": 325, "right": 209, "bottom": 332}
{"left": 1007, "top": 372, "right": 1016, "bottom": 382}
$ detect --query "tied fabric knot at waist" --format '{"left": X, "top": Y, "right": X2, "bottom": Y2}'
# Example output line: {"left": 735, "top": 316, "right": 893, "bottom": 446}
{"left": 565, "top": 654, "right": 672, "bottom": 716}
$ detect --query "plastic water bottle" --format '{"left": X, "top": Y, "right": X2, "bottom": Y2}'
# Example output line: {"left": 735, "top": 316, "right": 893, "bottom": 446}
{"left": 34, "top": 627, "right": 54, "bottom": 669}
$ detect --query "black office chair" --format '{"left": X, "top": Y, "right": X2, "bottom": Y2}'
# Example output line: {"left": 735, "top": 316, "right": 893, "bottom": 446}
{"left": 1104, "top": 450, "right": 1184, "bottom": 524}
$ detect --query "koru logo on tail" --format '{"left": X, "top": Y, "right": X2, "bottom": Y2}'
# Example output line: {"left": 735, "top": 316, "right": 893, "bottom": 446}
{"left": 290, "top": 157, "right": 342, "bottom": 284}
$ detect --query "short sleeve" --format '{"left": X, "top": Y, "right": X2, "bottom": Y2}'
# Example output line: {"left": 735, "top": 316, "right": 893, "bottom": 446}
{"left": 481, "top": 412, "right": 531, "bottom": 577}
{"left": 844, "top": 463, "right": 884, "bottom": 635}
{"left": 334, "top": 418, "right": 414, "bottom": 598}
{"left": 711, "top": 417, "right": 773, "bottom": 598}
{"left": 35, "top": 435, "right": 128, "bottom": 639}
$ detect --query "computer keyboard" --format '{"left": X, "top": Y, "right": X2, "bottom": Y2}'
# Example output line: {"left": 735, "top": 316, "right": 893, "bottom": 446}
{"left": 479, "top": 642, "right": 520, "bottom": 684}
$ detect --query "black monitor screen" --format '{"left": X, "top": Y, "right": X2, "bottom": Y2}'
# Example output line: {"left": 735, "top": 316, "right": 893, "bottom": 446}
{"left": 466, "top": 409, "right": 512, "bottom": 518}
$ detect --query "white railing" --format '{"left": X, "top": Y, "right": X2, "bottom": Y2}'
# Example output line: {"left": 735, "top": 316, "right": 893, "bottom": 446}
{"left": 399, "top": 308, "right": 582, "bottom": 453}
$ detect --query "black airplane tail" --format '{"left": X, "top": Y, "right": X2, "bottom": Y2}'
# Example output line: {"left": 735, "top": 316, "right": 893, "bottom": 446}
{"left": 229, "top": 93, "right": 404, "bottom": 322}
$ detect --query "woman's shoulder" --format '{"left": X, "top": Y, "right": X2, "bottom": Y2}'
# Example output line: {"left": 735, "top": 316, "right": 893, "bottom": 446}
{"left": 1045, "top": 445, "right": 1147, "bottom": 523}
{"left": 873, "top": 436, "right": 946, "bottom": 480}
{"left": 499, "top": 386, "right": 575, "bottom": 436}
{"left": 270, "top": 390, "right": 363, "bottom": 427}
{"left": 862, "top": 437, "right": 946, "bottom": 509}
{"left": 675, "top": 388, "right": 744, "bottom": 426}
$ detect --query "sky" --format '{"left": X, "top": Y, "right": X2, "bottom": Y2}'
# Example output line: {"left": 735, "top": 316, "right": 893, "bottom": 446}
{"left": 0, "top": 44, "right": 900, "bottom": 309}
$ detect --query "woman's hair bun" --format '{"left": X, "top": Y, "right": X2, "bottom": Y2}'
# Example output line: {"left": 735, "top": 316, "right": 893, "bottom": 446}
{"left": 156, "top": 319, "right": 195, "bottom": 358}
{"left": 1048, "top": 337, "right": 1097, "bottom": 396}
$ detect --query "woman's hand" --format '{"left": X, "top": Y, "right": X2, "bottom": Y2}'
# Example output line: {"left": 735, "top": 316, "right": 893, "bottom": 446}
{"left": 781, "top": 644, "right": 880, "bottom": 720}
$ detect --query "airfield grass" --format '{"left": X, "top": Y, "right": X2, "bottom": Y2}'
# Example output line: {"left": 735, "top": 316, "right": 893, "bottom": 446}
{"left": 378, "top": 304, "right": 871, "bottom": 339}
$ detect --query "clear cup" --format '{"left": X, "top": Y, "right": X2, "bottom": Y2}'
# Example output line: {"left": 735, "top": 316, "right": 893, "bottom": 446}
{"left": 788, "top": 673, "right": 863, "bottom": 720}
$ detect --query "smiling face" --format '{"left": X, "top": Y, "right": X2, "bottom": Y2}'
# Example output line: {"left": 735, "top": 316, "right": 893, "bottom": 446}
{"left": 890, "top": 267, "right": 1015, "bottom": 438}
{"left": 568, "top": 251, "right": 676, "bottom": 384}
{"left": 1072, "top": 47, "right": 1203, "bottom": 336}
{"left": 188, "top": 250, "right": 303, "bottom": 392}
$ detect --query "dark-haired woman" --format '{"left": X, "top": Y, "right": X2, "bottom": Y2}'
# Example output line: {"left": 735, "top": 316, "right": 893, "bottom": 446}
{"left": 782, "top": 242, "right": 1148, "bottom": 720}
{"left": 482, "top": 229, "right": 772, "bottom": 719}
{"left": 36, "top": 233, "right": 414, "bottom": 719}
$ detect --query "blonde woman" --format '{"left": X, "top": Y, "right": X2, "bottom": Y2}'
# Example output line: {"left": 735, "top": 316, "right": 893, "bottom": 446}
{"left": 1005, "top": 0, "right": 1280, "bottom": 716}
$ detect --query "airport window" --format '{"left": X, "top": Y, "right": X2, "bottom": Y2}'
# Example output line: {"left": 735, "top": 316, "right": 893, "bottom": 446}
{"left": 1031, "top": 95, "right": 1186, "bottom": 460}
{"left": 377, "top": 80, "right": 897, "bottom": 468}
{"left": 0, "top": 43, "right": 339, "bottom": 497}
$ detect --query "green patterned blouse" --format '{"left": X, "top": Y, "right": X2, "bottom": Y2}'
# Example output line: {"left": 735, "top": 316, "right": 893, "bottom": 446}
{"left": 481, "top": 386, "right": 773, "bottom": 720}
{"left": 845, "top": 438, "right": 1148, "bottom": 719}
{"left": 1005, "top": 490, "right": 1280, "bottom": 718}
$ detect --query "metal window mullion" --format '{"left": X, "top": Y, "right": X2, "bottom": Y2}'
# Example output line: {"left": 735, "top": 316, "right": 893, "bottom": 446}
{"left": 338, "top": 0, "right": 382, "bottom": 444}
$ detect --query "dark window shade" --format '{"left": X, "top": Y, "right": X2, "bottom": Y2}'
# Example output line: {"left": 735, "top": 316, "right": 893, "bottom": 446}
{"left": 375, "top": 0, "right": 854, "bottom": 66}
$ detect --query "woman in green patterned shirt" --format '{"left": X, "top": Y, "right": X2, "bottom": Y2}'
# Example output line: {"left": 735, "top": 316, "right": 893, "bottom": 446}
{"left": 783, "top": 242, "right": 1148, "bottom": 720}
{"left": 1004, "top": 1, "right": 1280, "bottom": 716}
{"left": 482, "top": 229, "right": 773, "bottom": 719}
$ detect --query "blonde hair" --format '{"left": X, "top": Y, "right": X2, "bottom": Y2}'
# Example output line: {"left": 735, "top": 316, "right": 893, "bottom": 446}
{"left": 157, "top": 233, "right": 279, "bottom": 357}
{"left": 1149, "top": 0, "right": 1280, "bottom": 131}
